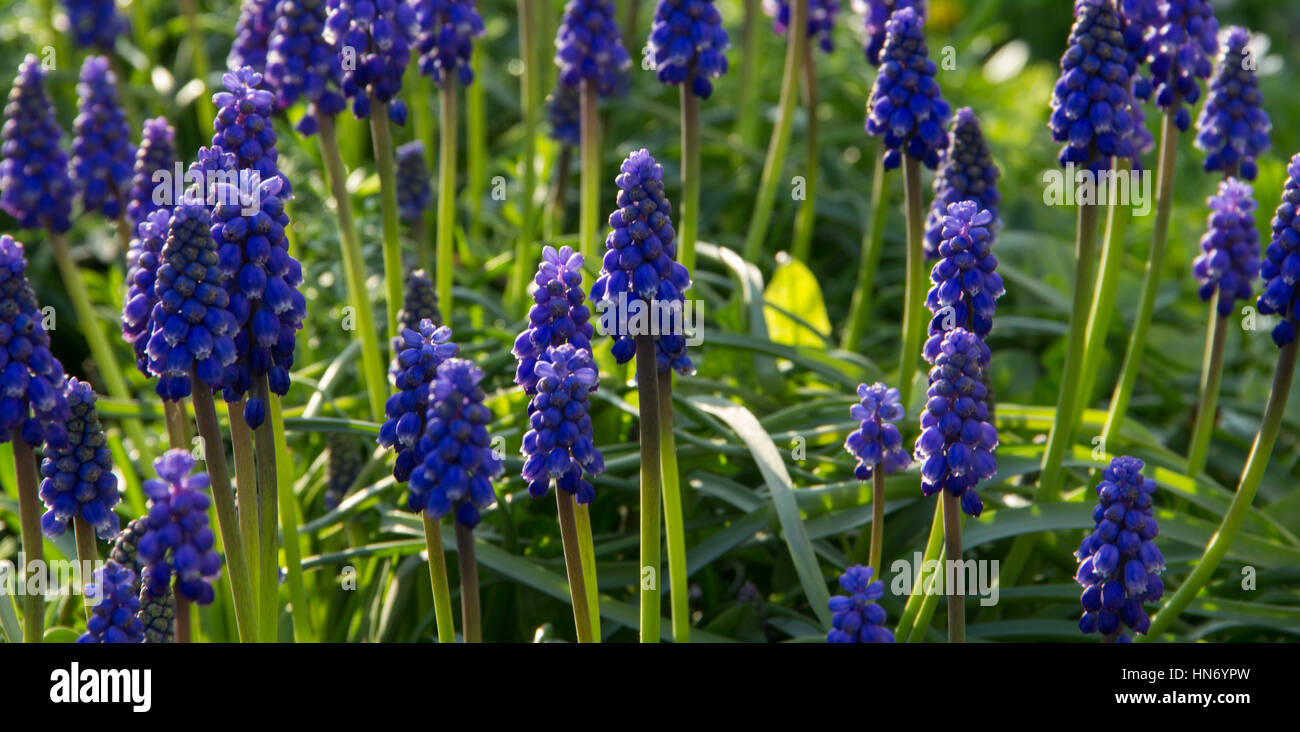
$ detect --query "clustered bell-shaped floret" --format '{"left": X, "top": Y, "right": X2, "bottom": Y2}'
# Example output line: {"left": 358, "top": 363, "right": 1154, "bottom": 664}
{"left": 77, "top": 560, "right": 144, "bottom": 643}
{"left": 513, "top": 246, "right": 594, "bottom": 394}
{"left": 1144, "top": 0, "right": 1218, "bottom": 132}
{"left": 122, "top": 210, "right": 172, "bottom": 377}
{"left": 407, "top": 358, "right": 503, "bottom": 527}
{"left": 229, "top": 0, "right": 277, "bottom": 72}
{"left": 856, "top": 0, "right": 926, "bottom": 66}
{"left": 648, "top": 0, "right": 730, "bottom": 99}
{"left": 137, "top": 450, "right": 223, "bottom": 605}
{"left": 212, "top": 67, "right": 291, "bottom": 197}
{"left": 39, "top": 379, "right": 120, "bottom": 540}
{"left": 325, "top": 433, "right": 366, "bottom": 510}
{"left": 545, "top": 82, "right": 580, "bottom": 145}
{"left": 0, "top": 235, "right": 70, "bottom": 446}
{"left": 377, "top": 320, "right": 459, "bottom": 482}
{"left": 1193, "top": 178, "right": 1258, "bottom": 318}
{"left": 1194, "top": 26, "right": 1269, "bottom": 180}
{"left": 62, "top": 0, "right": 129, "bottom": 53}
{"left": 864, "top": 7, "right": 951, "bottom": 170}
{"left": 414, "top": 0, "right": 485, "bottom": 86}
{"left": 844, "top": 382, "right": 910, "bottom": 480}
{"left": 914, "top": 328, "right": 996, "bottom": 517}
{"left": 925, "top": 201, "right": 1004, "bottom": 340}
{"left": 71, "top": 56, "right": 135, "bottom": 220}
{"left": 396, "top": 140, "right": 432, "bottom": 222}
{"left": 398, "top": 268, "right": 442, "bottom": 330}
{"left": 127, "top": 117, "right": 177, "bottom": 231}
{"left": 1257, "top": 153, "right": 1300, "bottom": 347}
{"left": 0, "top": 55, "right": 73, "bottom": 233}
{"left": 110, "top": 517, "right": 175, "bottom": 644}
{"left": 763, "top": 0, "right": 840, "bottom": 53}
{"left": 1048, "top": 0, "right": 1138, "bottom": 171}
{"left": 323, "top": 0, "right": 416, "bottom": 123}
{"left": 1075, "top": 455, "right": 1164, "bottom": 642}
{"left": 555, "top": 0, "right": 631, "bottom": 96}
{"left": 520, "top": 344, "right": 604, "bottom": 505}
{"left": 827, "top": 565, "right": 895, "bottom": 643}
{"left": 925, "top": 108, "right": 1000, "bottom": 259}
{"left": 266, "top": 0, "right": 348, "bottom": 135}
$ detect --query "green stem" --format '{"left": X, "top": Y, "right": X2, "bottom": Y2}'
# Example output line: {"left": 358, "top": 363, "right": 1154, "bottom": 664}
{"left": 895, "top": 499, "right": 942, "bottom": 637}
{"left": 941, "top": 492, "right": 964, "bottom": 643}
{"left": 174, "top": 591, "right": 191, "bottom": 643}
{"left": 421, "top": 511, "right": 457, "bottom": 642}
{"left": 679, "top": 85, "right": 702, "bottom": 276}
{"left": 1141, "top": 339, "right": 1298, "bottom": 641}
{"left": 635, "top": 334, "right": 663, "bottom": 642}
{"left": 742, "top": 0, "right": 807, "bottom": 264}
{"left": 895, "top": 155, "right": 927, "bottom": 410}
{"left": 1077, "top": 160, "right": 1132, "bottom": 417}
{"left": 13, "top": 436, "right": 44, "bottom": 643}
{"left": 454, "top": 522, "right": 481, "bottom": 642}
{"left": 1186, "top": 304, "right": 1230, "bottom": 477}
{"left": 509, "top": 0, "right": 539, "bottom": 305}
{"left": 252, "top": 377, "right": 279, "bottom": 642}
{"left": 1103, "top": 109, "right": 1180, "bottom": 443}
{"left": 437, "top": 80, "right": 459, "bottom": 319}
{"left": 546, "top": 145, "right": 572, "bottom": 241}
{"left": 228, "top": 402, "right": 260, "bottom": 607}
{"left": 574, "top": 503, "right": 601, "bottom": 640}
{"left": 791, "top": 41, "right": 818, "bottom": 264}
{"left": 162, "top": 400, "right": 191, "bottom": 449}
{"left": 370, "top": 105, "right": 405, "bottom": 347}
{"left": 579, "top": 80, "right": 601, "bottom": 272}
{"left": 179, "top": 0, "right": 215, "bottom": 130}
{"left": 905, "top": 546, "right": 945, "bottom": 643}
{"left": 734, "top": 0, "right": 761, "bottom": 160}
{"left": 622, "top": 0, "right": 641, "bottom": 48}
{"left": 868, "top": 471, "right": 885, "bottom": 578}
{"left": 555, "top": 489, "right": 593, "bottom": 642}
{"left": 73, "top": 517, "right": 97, "bottom": 622}
{"left": 316, "top": 116, "right": 388, "bottom": 423}
{"left": 189, "top": 377, "right": 258, "bottom": 642}
{"left": 270, "top": 394, "right": 312, "bottom": 641}
{"left": 467, "top": 47, "right": 487, "bottom": 248}
{"left": 657, "top": 371, "right": 689, "bottom": 642}
{"left": 842, "top": 146, "right": 889, "bottom": 350}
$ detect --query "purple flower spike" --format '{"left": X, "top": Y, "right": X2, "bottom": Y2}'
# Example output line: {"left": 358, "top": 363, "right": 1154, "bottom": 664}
{"left": 71, "top": 56, "right": 135, "bottom": 220}
{"left": 398, "top": 269, "right": 442, "bottom": 330}
{"left": 137, "top": 450, "right": 223, "bottom": 605}
{"left": 520, "top": 344, "right": 604, "bottom": 505}
{"left": 0, "top": 56, "right": 73, "bottom": 233}
{"left": 39, "top": 379, "right": 120, "bottom": 541}
{"left": 925, "top": 108, "right": 1000, "bottom": 260}
{"left": 1195, "top": 27, "right": 1269, "bottom": 180}
{"left": 514, "top": 245, "right": 594, "bottom": 395}
{"left": 212, "top": 67, "right": 290, "bottom": 196}
{"left": 127, "top": 117, "right": 177, "bottom": 230}
{"left": 1193, "top": 179, "right": 1258, "bottom": 318}
{"left": 856, "top": 0, "right": 926, "bottom": 66}
{"left": 844, "top": 382, "right": 911, "bottom": 480}
{"left": 323, "top": 0, "right": 416, "bottom": 123}
{"left": 545, "top": 82, "right": 580, "bottom": 145}
{"left": 377, "top": 321, "right": 459, "bottom": 483}
{"left": 864, "top": 7, "right": 950, "bottom": 171}
{"left": 924, "top": 201, "right": 1003, "bottom": 343}
{"left": 414, "top": 0, "right": 485, "bottom": 87}
{"left": 266, "top": 0, "right": 348, "bottom": 135}
{"left": 396, "top": 140, "right": 432, "bottom": 222}
{"left": 555, "top": 0, "right": 631, "bottom": 96}
{"left": 123, "top": 210, "right": 172, "bottom": 377}
{"left": 1257, "top": 154, "right": 1300, "bottom": 347}
{"left": 827, "top": 565, "right": 895, "bottom": 643}
{"left": 229, "top": 0, "right": 277, "bottom": 73}
{"left": 648, "top": 0, "right": 730, "bottom": 99}
{"left": 62, "top": 0, "right": 129, "bottom": 53}
{"left": 78, "top": 560, "right": 144, "bottom": 643}
{"left": 763, "top": 0, "right": 840, "bottom": 54}
{"left": 0, "top": 235, "right": 70, "bottom": 446}
{"left": 1143, "top": 0, "right": 1218, "bottom": 132}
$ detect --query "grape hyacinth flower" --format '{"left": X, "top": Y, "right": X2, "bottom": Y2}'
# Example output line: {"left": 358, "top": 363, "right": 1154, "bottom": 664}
{"left": 61, "top": 0, "right": 129, "bottom": 53}
{"left": 396, "top": 140, "right": 432, "bottom": 223}
{"left": 857, "top": 0, "right": 925, "bottom": 66}
{"left": 520, "top": 344, "right": 604, "bottom": 505}
{"left": 413, "top": 0, "right": 485, "bottom": 86}
{"left": 924, "top": 108, "right": 1000, "bottom": 260}
{"left": 126, "top": 117, "right": 177, "bottom": 230}
{"left": 1195, "top": 26, "right": 1269, "bottom": 180}
{"left": 71, "top": 56, "right": 134, "bottom": 220}
{"left": 844, "top": 383, "right": 910, "bottom": 480}
{"left": 1194, "top": 179, "right": 1259, "bottom": 318}
{"left": 864, "top": 7, "right": 950, "bottom": 170}
{"left": 144, "top": 203, "right": 240, "bottom": 401}
{"left": 229, "top": 0, "right": 277, "bottom": 73}
{"left": 513, "top": 246, "right": 594, "bottom": 395}
{"left": 323, "top": 0, "right": 416, "bottom": 123}
{"left": 1048, "top": 0, "right": 1138, "bottom": 171}
{"left": 555, "top": 0, "right": 632, "bottom": 96}
{"left": 212, "top": 67, "right": 290, "bottom": 196}
{"left": 924, "top": 201, "right": 1004, "bottom": 341}
{"left": 546, "top": 82, "right": 581, "bottom": 146}
{"left": 39, "top": 379, "right": 121, "bottom": 540}
{"left": 325, "top": 433, "right": 365, "bottom": 510}
{"left": 1075, "top": 456, "right": 1163, "bottom": 642}
{"left": 377, "top": 321, "right": 458, "bottom": 483}
{"left": 266, "top": 0, "right": 348, "bottom": 135}
{"left": 122, "top": 209, "right": 171, "bottom": 376}
{"left": 0, "top": 235, "right": 69, "bottom": 446}
{"left": 407, "top": 358, "right": 502, "bottom": 528}
{"left": 78, "top": 560, "right": 144, "bottom": 643}
{"left": 137, "top": 450, "right": 223, "bottom": 605}
{"left": 1145, "top": 0, "right": 1218, "bottom": 132}
{"left": 398, "top": 269, "right": 442, "bottom": 330}
{"left": 915, "top": 328, "right": 997, "bottom": 518}
{"left": 827, "top": 565, "right": 895, "bottom": 643}
{"left": 763, "top": 0, "right": 840, "bottom": 54}
{"left": 1258, "top": 154, "right": 1300, "bottom": 347}
{"left": 648, "top": 0, "right": 730, "bottom": 99}
{"left": 0, "top": 55, "right": 73, "bottom": 233}
{"left": 110, "top": 517, "right": 175, "bottom": 644}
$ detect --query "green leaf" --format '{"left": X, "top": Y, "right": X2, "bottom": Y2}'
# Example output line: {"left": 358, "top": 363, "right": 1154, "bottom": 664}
{"left": 764, "top": 257, "right": 832, "bottom": 349}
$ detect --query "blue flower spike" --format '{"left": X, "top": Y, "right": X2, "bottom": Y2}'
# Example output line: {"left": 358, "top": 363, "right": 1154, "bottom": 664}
{"left": 827, "top": 565, "right": 895, "bottom": 642}
{"left": 864, "top": 7, "right": 951, "bottom": 170}
{"left": 39, "top": 379, "right": 120, "bottom": 541}
{"left": 520, "top": 344, "right": 604, "bottom": 505}
{"left": 844, "top": 382, "right": 911, "bottom": 480}
{"left": 0, "top": 235, "right": 70, "bottom": 446}
{"left": 137, "top": 450, "right": 224, "bottom": 605}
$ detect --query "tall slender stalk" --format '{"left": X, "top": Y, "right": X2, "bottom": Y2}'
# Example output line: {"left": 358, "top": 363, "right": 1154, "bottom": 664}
{"left": 573, "top": 503, "right": 601, "bottom": 639}
{"left": 679, "top": 86, "right": 701, "bottom": 275}
{"left": 1077, "top": 160, "right": 1132, "bottom": 415}
{"left": 189, "top": 376, "right": 258, "bottom": 642}
{"left": 546, "top": 146, "right": 572, "bottom": 240}
{"left": 634, "top": 334, "right": 663, "bottom": 642}
{"left": 940, "top": 492, "right": 964, "bottom": 643}
{"left": 228, "top": 403, "right": 261, "bottom": 603}
{"left": 179, "top": 0, "right": 215, "bottom": 130}
{"left": 454, "top": 523, "right": 481, "bottom": 642}
{"left": 657, "top": 371, "right": 689, "bottom": 642}
{"left": 555, "top": 489, "right": 593, "bottom": 642}
{"left": 742, "top": 0, "right": 807, "bottom": 263}
{"left": 370, "top": 105, "right": 405, "bottom": 346}
{"left": 437, "top": 80, "right": 460, "bottom": 318}
{"left": 316, "top": 116, "right": 388, "bottom": 423}
{"left": 420, "top": 511, "right": 457, "bottom": 642}
{"left": 904, "top": 546, "right": 945, "bottom": 642}
{"left": 1142, "top": 339, "right": 1298, "bottom": 641}
{"left": 510, "top": 0, "right": 539, "bottom": 304}
{"left": 252, "top": 377, "right": 279, "bottom": 642}
{"left": 895, "top": 156, "right": 927, "bottom": 409}
{"left": 579, "top": 80, "right": 601, "bottom": 271}
{"left": 174, "top": 592, "right": 191, "bottom": 643}
{"left": 270, "top": 395, "right": 312, "bottom": 641}
{"left": 791, "top": 42, "right": 818, "bottom": 264}
{"left": 842, "top": 147, "right": 889, "bottom": 349}
{"left": 734, "top": 0, "right": 761, "bottom": 161}
{"left": 894, "top": 500, "right": 942, "bottom": 637}
{"left": 1186, "top": 301, "right": 1229, "bottom": 477}
{"left": 13, "top": 436, "right": 44, "bottom": 642}
{"left": 868, "top": 471, "right": 886, "bottom": 578}
{"left": 73, "top": 517, "right": 97, "bottom": 621}
{"left": 467, "top": 48, "right": 487, "bottom": 248}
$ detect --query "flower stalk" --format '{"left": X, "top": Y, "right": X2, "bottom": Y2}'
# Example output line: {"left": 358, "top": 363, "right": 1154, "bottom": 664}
{"left": 635, "top": 333, "right": 663, "bottom": 642}
{"left": 941, "top": 491, "right": 964, "bottom": 643}
{"left": 790, "top": 41, "right": 818, "bottom": 264}
{"left": 13, "top": 436, "right": 44, "bottom": 642}
{"left": 679, "top": 86, "right": 702, "bottom": 275}
{"left": 555, "top": 489, "right": 593, "bottom": 642}
{"left": 658, "top": 371, "right": 689, "bottom": 642}
{"left": 437, "top": 79, "right": 459, "bottom": 318}
{"left": 842, "top": 146, "right": 888, "bottom": 349}
{"left": 455, "top": 522, "right": 481, "bottom": 642}
{"left": 1076, "top": 159, "right": 1132, "bottom": 417}
{"left": 580, "top": 81, "right": 601, "bottom": 270}
{"left": 421, "top": 511, "right": 457, "bottom": 643}
{"left": 510, "top": 0, "right": 539, "bottom": 305}
{"left": 574, "top": 504, "right": 601, "bottom": 638}
{"left": 895, "top": 156, "right": 926, "bottom": 409}
{"left": 370, "top": 105, "right": 406, "bottom": 347}
{"left": 252, "top": 376, "right": 280, "bottom": 642}
{"left": 228, "top": 403, "right": 261, "bottom": 603}
{"left": 1186, "top": 302, "right": 1230, "bottom": 477}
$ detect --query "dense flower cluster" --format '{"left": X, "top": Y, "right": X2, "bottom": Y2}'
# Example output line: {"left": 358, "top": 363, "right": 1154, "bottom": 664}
{"left": 0, "top": 235, "right": 69, "bottom": 446}
{"left": 925, "top": 202, "right": 1004, "bottom": 340}
{"left": 520, "top": 344, "right": 604, "bottom": 505}
{"left": 377, "top": 321, "right": 458, "bottom": 482}
{"left": 1144, "top": 0, "right": 1218, "bottom": 131}
{"left": 844, "top": 382, "right": 910, "bottom": 480}
{"left": 39, "top": 379, "right": 120, "bottom": 540}
{"left": 1049, "top": 0, "right": 1138, "bottom": 171}
{"left": 229, "top": 0, "right": 277, "bottom": 72}
{"left": 1195, "top": 26, "right": 1269, "bottom": 180}
{"left": 589, "top": 149, "right": 694, "bottom": 374}
{"left": 407, "top": 358, "right": 503, "bottom": 527}
{"left": 546, "top": 82, "right": 580, "bottom": 145}
{"left": 325, "top": 433, "right": 365, "bottom": 510}
{"left": 513, "top": 246, "right": 594, "bottom": 395}
{"left": 398, "top": 268, "right": 442, "bottom": 330}
{"left": 324, "top": 0, "right": 416, "bottom": 123}
{"left": 138, "top": 451, "right": 223, "bottom": 604}
{"left": 71, "top": 57, "right": 134, "bottom": 220}
{"left": 555, "top": 0, "right": 631, "bottom": 96}
{"left": 122, "top": 210, "right": 171, "bottom": 376}
{"left": 110, "top": 517, "right": 174, "bottom": 643}
{"left": 0, "top": 55, "right": 73, "bottom": 233}
{"left": 145, "top": 203, "right": 240, "bottom": 400}
{"left": 763, "top": 0, "right": 840, "bottom": 53}
{"left": 396, "top": 140, "right": 431, "bottom": 222}
{"left": 1193, "top": 179, "right": 1258, "bottom": 318}
{"left": 213, "top": 67, "right": 290, "bottom": 196}
{"left": 914, "top": 328, "right": 996, "bottom": 517}
{"left": 266, "top": 0, "right": 348, "bottom": 135}
{"left": 78, "top": 560, "right": 144, "bottom": 643}
{"left": 62, "top": 0, "right": 128, "bottom": 52}
{"left": 648, "top": 0, "right": 730, "bottom": 99}
{"left": 827, "top": 565, "right": 895, "bottom": 643}
{"left": 1258, "top": 153, "right": 1300, "bottom": 347}
{"left": 1075, "top": 456, "right": 1164, "bottom": 641}
{"left": 414, "top": 0, "right": 485, "bottom": 86}
{"left": 925, "top": 108, "right": 1000, "bottom": 259}
{"left": 127, "top": 117, "right": 177, "bottom": 231}
{"left": 857, "top": 0, "right": 925, "bottom": 66}
{"left": 864, "top": 7, "right": 951, "bottom": 170}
